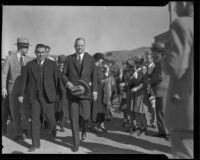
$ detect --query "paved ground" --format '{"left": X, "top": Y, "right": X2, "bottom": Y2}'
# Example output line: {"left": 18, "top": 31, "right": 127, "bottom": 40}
{"left": 2, "top": 107, "right": 173, "bottom": 157}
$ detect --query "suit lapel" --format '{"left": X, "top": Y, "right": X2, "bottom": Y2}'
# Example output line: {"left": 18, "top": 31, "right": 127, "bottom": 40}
{"left": 43, "top": 59, "right": 48, "bottom": 79}
{"left": 73, "top": 54, "right": 81, "bottom": 76}
{"left": 13, "top": 53, "right": 21, "bottom": 68}
{"left": 80, "top": 53, "right": 87, "bottom": 77}
{"left": 31, "top": 59, "right": 40, "bottom": 81}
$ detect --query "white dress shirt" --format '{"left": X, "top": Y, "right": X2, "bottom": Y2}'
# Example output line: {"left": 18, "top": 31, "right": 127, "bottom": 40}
{"left": 76, "top": 52, "right": 84, "bottom": 62}
{"left": 37, "top": 59, "right": 45, "bottom": 65}
{"left": 16, "top": 51, "right": 24, "bottom": 62}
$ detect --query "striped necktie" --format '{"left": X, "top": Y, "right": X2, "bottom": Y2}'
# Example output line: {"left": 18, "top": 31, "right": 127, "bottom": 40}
{"left": 77, "top": 54, "right": 81, "bottom": 65}
{"left": 20, "top": 54, "right": 24, "bottom": 67}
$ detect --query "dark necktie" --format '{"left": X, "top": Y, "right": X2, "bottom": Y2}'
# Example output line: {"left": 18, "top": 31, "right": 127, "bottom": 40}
{"left": 20, "top": 55, "right": 24, "bottom": 67}
{"left": 77, "top": 55, "right": 81, "bottom": 65}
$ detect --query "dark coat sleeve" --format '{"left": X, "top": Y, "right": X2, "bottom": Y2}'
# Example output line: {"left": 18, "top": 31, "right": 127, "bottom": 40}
{"left": 163, "top": 18, "right": 193, "bottom": 79}
{"left": 61, "top": 56, "right": 70, "bottom": 86}
{"left": 149, "top": 62, "right": 163, "bottom": 87}
{"left": 91, "top": 57, "right": 98, "bottom": 93}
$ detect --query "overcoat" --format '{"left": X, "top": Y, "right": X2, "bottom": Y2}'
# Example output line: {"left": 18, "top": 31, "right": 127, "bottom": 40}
{"left": 91, "top": 66, "right": 106, "bottom": 122}
{"left": 163, "top": 17, "right": 193, "bottom": 131}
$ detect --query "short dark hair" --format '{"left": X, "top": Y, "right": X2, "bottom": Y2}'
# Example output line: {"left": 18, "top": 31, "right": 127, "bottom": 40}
{"left": 35, "top": 44, "right": 46, "bottom": 52}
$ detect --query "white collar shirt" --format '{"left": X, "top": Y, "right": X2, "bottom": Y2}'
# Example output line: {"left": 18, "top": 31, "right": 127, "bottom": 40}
{"left": 37, "top": 59, "right": 45, "bottom": 66}
{"left": 76, "top": 52, "right": 84, "bottom": 62}
{"left": 16, "top": 51, "right": 24, "bottom": 62}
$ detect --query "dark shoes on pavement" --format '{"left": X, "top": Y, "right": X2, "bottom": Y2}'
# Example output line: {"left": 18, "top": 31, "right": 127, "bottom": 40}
{"left": 152, "top": 133, "right": 170, "bottom": 140}
{"left": 99, "top": 126, "right": 108, "bottom": 133}
{"left": 71, "top": 145, "right": 79, "bottom": 152}
{"left": 13, "top": 135, "right": 24, "bottom": 141}
{"left": 28, "top": 145, "right": 40, "bottom": 152}
{"left": 81, "top": 132, "right": 86, "bottom": 141}
{"left": 22, "top": 130, "right": 28, "bottom": 140}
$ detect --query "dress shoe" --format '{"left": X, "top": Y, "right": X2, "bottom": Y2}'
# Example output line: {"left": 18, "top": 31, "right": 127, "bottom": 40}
{"left": 71, "top": 145, "right": 79, "bottom": 152}
{"left": 28, "top": 145, "right": 40, "bottom": 152}
{"left": 99, "top": 126, "right": 108, "bottom": 133}
{"left": 152, "top": 133, "right": 169, "bottom": 138}
{"left": 13, "top": 135, "right": 24, "bottom": 141}
{"left": 129, "top": 127, "right": 136, "bottom": 135}
{"left": 81, "top": 132, "right": 86, "bottom": 141}
{"left": 22, "top": 130, "right": 28, "bottom": 140}
{"left": 51, "top": 126, "right": 57, "bottom": 137}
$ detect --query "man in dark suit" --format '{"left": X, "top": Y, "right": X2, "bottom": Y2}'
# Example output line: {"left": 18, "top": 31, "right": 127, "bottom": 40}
{"left": 18, "top": 44, "right": 58, "bottom": 152}
{"left": 62, "top": 37, "right": 97, "bottom": 152}
{"left": 149, "top": 42, "right": 169, "bottom": 140}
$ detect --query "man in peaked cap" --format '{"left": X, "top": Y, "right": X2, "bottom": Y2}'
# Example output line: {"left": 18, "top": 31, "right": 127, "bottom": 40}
{"left": 2, "top": 37, "right": 33, "bottom": 141}
{"left": 148, "top": 42, "right": 169, "bottom": 140}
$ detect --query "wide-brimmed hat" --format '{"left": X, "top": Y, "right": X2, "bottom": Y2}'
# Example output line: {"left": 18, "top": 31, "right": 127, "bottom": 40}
{"left": 93, "top": 53, "right": 105, "bottom": 62}
{"left": 71, "top": 80, "right": 90, "bottom": 98}
{"left": 15, "top": 37, "right": 31, "bottom": 47}
{"left": 151, "top": 42, "right": 165, "bottom": 51}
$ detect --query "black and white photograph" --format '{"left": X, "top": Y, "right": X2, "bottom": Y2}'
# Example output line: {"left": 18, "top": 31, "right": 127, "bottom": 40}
{"left": 1, "top": 2, "right": 194, "bottom": 158}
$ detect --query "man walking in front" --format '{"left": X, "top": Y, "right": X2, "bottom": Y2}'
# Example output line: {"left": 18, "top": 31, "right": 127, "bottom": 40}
{"left": 2, "top": 37, "right": 33, "bottom": 141}
{"left": 18, "top": 44, "right": 58, "bottom": 152}
{"left": 62, "top": 37, "right": 97, "bottom": 152}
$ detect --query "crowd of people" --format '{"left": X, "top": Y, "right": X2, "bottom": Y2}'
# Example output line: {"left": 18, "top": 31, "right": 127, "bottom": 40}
{"left": 2, "top": 1, "right": 193, "bottom": 158}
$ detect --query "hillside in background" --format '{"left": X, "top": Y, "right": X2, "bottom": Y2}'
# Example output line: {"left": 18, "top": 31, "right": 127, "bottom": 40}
{"left": 1, "top": 47, "right": 150, "bottom": 65}
{"left": 104, "top": 46, "right": 150, "bottom": 67}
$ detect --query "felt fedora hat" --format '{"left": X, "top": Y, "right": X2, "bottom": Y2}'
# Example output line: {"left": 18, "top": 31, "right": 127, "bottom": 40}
{"left": 15, "top": 37, "right": 31, "bottom": 47}
{"left": 71, "top": 80, "right": 90, "bottom": 98}
{"left": 151, "top": 42, "right": 165, "bottom": 51}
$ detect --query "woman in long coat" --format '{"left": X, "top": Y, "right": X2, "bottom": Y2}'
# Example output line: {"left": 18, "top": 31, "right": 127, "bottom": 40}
{"left": 90, "top": 53, "right": 108, "bottom": 132}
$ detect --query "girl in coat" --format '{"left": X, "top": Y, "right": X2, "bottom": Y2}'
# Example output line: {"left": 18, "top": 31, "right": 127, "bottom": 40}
{"left": 128, "top": 55, "right": 148, "bottom": 136}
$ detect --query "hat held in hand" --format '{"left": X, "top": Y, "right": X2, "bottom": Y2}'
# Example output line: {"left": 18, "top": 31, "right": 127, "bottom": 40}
{"left": 71, "top": 80, "right": 90, "bottom": 98}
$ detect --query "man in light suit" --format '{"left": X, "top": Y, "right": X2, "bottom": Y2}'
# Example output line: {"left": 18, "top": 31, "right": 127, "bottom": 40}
{"left": 162, "top": 2, "right": 194, "bottom": 159}
{"left": 62, "top": 37, "right": 97, "bottom": 152}
{"left": 19, "top": 43, "right": 58, "bottom": 152}
{"left": 2, "top": 37, "right": 33, "bottom": 141}
{"left": 149, "top": 42, "right": 169, "bottom": 140}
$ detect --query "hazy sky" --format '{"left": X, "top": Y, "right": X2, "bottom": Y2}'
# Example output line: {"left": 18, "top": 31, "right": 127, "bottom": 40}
{"left": 2, "top": 5, "right": 169, "bottom": 58}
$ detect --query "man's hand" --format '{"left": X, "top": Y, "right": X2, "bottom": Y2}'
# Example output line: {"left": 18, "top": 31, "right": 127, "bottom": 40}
{"left": 120, "top": 83, "right": 125, "bottom": 87}
{"left": 2, "top": 88, "right": 8, "bottom": 98}
{"left": 18, "top": 96, "right": 24, "bottom": 103}
{"left": 93, "top": 92, "right": 98, "bottom": 101}
{"left": 131, "top": 87, "right": 137, "bottom": 92}
{"left": 66, "top": 82, "right": 74, "bottom": 90}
